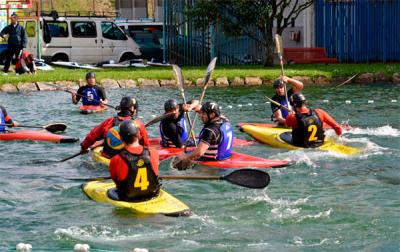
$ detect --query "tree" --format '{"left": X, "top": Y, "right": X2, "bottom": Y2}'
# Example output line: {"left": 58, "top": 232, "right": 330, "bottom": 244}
{"left": 188, "top": 0, "right": 314, "bottom": 66}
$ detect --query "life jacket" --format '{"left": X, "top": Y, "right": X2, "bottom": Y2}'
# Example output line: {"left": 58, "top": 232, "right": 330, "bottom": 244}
{"left": 292, "top": 109, "right": 325, "bottom": 148}
{"left": 0, "top": 109, "right": 5, "bottom": 132}
{"left": 199, "top": 118, "right": 233, "bottom": 160}
{"left": 15, "top": 51, "right": 33, "bottom": 71}
{"left": 159, "top": 114, "right": 188, "bottom": 147}
{"left": 115, "top": 148, "right": 160, "bottom": 202}
{"left": 81, "top": 86, "right": 101, "bottom": 105}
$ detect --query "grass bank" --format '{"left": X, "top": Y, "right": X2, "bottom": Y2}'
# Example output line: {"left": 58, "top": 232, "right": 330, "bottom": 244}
{"left": 1, "top": 63, "right": 399, "bottom": 85}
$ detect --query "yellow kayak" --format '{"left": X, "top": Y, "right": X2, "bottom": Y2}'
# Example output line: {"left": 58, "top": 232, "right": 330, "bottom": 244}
{"left": 240, "top": 124, "right": 361, "bottom": 155}
{"left": 82, "top": 180, "right": 191, "bottom": 217}
{"left": 92, "top": 146, "right": 110, "bottom": 166}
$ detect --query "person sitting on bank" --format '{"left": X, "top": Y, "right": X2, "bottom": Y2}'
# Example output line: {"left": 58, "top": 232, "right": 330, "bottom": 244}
{"left": 80, "top": 96, "right": 149, "bottom": 158}
{"left": 285, "top": 93, "right": 342, "bottom": 148}
{"left": 159, "top": 98, "right": 199, "bottom": 148}
{"left": 71, "top": 72, "right": 108, "bottom": 106}
{"left": 0, "top": 105, "right": 18, "bottom": 132}
{"left": 109, "top": 120, "right": 160, "bottom": 202}
{"left": 15, "top": 50, "right": 36, "bottom": 75}
{"left": 271, "top": 76, "right": 303, "bottom": 125}
{"left": 174, "top": 101, "right": 234, "bottom": 170}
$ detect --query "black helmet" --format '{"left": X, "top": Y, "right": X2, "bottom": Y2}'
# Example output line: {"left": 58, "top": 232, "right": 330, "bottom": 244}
{"left": 273, "top": 78, "right": 283, "bottom": 88}
{"left": 119, "top": 96, "right": 138, "bottom": 110}
{"left": 291, "top": 93, "right": 307, "bottom": 107}
{"left": 201, "top": 101, "right": 220, "bottom": 116}
{"left": 164, "top": 99, "right": 178, "bottom": 112}
{"left": 119, "top": 120, "right": 138, "bottom": 142}
{"left": 86, "top": 72, "right": 96, "bottom": 79}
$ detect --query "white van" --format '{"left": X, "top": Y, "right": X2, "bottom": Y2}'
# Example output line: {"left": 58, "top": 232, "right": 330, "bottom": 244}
{"left": 20, "top": 15, "right": 141, "bottom": 64}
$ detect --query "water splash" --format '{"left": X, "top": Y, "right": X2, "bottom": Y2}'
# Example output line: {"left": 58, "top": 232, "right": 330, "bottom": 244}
{"left": 346, "top": 125, "right": 400, "bottom": 137}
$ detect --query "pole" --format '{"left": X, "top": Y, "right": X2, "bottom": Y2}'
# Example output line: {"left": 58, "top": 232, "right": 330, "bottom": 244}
{"left": 36, "top": 0, "right": 41, "bottom": 59}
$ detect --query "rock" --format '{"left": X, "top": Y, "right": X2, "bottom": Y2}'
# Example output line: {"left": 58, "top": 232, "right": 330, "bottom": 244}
{"left": 100, "top": 78, "right": 120, "bottom": 89}
{"left": 17, "top": 82, "right": 38, "bottom": 92}
{"left": 138, "top": 78, "right": 160, "bottom": 87}
{"left": 78, "top": 79, "right": 86, "bottom": 86}
{"left": 331, "top": 76, "right": 350, "bottom": 85}
{"left": 215, "top": 77, "right": 229, "bottom": 87}
{"left": 315, "top": 76, "right": 331, "bottom": 85}
{"left": 355, "top": 73, "right": 374, "bottom": 83}
{"left": 392, "top": 73, "right": 400, "bottom": 83}
{"left": 118, "top": 79, "right": 137, "bottom": 88}
{"left": 55, "top": 81, "right": 79, "bottom": 91}
{"left": 263, "top": 79, "right": 273, "bottom": 86}
{"left": 159, "top": 79, "right": 177, "bottom": 87}
{"left": 0, "top": 84, "right": 18, "bottom": 92}
{"left": 36, "top": 82, "right": 57, "bottom": 91}
{"left": 292, "top": 76, "right": 312, "bottom": 84}
{"left": 245, "top": 77, "right": 262, "bottom": 86}
{"left": 184, "top": 79, "right": 194, "bottom": 87}
{"left": 231, "top": 77, "right": 244, "bottom": 86}
{"left": 375, "top": 72, "right": 390, "bottom": 82}
{"left": 196, "top": 78, "right": 214, "bottom": 87}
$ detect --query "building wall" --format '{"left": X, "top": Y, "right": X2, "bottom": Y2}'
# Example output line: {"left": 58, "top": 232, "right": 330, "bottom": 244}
{"left": 116, "top": 0, "right": 163, "bottom": 21}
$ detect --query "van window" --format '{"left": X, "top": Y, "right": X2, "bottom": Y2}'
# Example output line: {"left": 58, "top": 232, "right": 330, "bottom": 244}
{"left": 26, "top": 21, "right": 36, "bottom": 37}
{"left": 71, "top": 21, "right": 97, "bottom": 38}
{"left": 101, "top": 22, "right": 127, "bottom": 40}
{"left": 127, "top": 25, "right": 161, "bottom": 45}
{"left": 47, "top": 21, "right": 68, "bottom": 37}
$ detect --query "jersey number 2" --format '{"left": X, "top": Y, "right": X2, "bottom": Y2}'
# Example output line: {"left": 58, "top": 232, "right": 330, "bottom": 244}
{"left": 134, "top": 167, "right": 150, "bottom": 191}
{"left": 308, "top": 125, "right": 318, "bottom": 142}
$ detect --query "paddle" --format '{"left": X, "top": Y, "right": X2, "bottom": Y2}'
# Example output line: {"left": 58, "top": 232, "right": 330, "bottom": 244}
{"left": 275, "top": 34, "right": 291, "bottom": 111}
{"left": 64, "top": 89, "right": 118, "bottom": 110}
{"left": 68, "top": 169, "right": 271, "bottom": 189}
{"left": 183, "top": 57, "right": 217, "bottom": 149}
{"left": 0, "top": 123, "right": 67, "bottom": 133}
{"left": 335, "top": 74, "right": 358, "bottom": 88}
{"left": 58, "top": 112, "right": 174, "bottom": 162}
{"left": 172, "top": 64, "right": 197, "bottom": 147}
{"left": 265, "top": 96, "right": 292, "bottom": 112}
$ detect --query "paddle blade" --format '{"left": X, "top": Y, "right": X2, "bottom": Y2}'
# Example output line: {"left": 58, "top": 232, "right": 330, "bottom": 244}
{"left": 172, "top": 64, "right": 185, "bottom": 92}
{"left": 145, "top": 112, "right": 175, "bottom": 127}
{"left": 44, "top": 123, "right": 67, "bottom": 133}
{"left": 223, "top": 169, "right": 271, "bottom": 189}
{"left": 275, "top": 34, "right": 283, "bottom": 55}
{"left": 203, "top": 57, "right": 217, "bottom": 85}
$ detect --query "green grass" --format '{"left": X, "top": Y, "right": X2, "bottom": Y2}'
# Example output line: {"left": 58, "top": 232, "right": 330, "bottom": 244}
{"left": 1, "top": 63, "right": 399, "bottom": 86}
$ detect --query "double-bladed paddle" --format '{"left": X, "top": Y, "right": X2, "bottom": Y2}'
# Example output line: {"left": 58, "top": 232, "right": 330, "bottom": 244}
{"left": 265, "top": 96, "right": 292, "bottom": 112}
{"left": 274, "top": 34, "right": 291, "bottom": 111}
{"left": 68, "top": 168, "right": 271, "bottom": 189}
{"left": 0, "top": 123, "right": 67, "bottom": 133}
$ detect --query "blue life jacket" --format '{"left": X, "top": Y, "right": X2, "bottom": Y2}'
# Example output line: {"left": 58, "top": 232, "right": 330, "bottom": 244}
{"left": 0, "top": 110, "right": 5, "bottom": 132}
{"left": 82, "top": 86, "right": 101, "bottom": 105}
{"left": 159, "top": 115, "right": 188, "bottom": 147}
{"left": 199, "top": 119, "right": 233, "bottom": 160}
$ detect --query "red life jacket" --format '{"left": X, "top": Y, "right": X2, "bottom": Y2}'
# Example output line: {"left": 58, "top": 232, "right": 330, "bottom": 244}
{"left": 15, "top": 51, "right": 33, "bottom": 70}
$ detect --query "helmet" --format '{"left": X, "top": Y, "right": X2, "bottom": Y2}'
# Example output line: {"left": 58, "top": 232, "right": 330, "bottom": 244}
{"left": 164, "top": 99, "right": 178, "bottom": 112}
{"left": 86, "top": 72, "right": 96, "bottom": 79}
{"left": 119, "top": 120, "right": 138, "bottom": 143}
{"left": 119, "top": 96, "right": 138, "bottom": 110}
{"left": 291, "top": 93, "right": 307, "bottom": 107}
{"left": 201, "top": 101, "right": 220, "bottom": 116}
{"left": 273, "top": 79, "right": 283, "bottom": 88}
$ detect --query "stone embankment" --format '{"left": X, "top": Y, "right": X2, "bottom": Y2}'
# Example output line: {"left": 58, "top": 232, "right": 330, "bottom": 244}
{"left": 1, "top": 72, "right": 400, "bottom": 92}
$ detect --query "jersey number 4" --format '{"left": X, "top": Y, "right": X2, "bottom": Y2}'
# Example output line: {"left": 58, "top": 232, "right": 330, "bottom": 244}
{"left": 134, "top": 167, "right": 150, "bottom": 191}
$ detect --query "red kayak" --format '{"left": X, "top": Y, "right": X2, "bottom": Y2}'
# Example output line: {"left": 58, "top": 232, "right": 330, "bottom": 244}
{"left": 237, "top": 122, "right": 352, "bottom": 131}
{"left": 148, "top": 137, "right": 255, "bottom": 147}
{"left": 0, "top": 130, "right": 79, "bottom": 143}
{"left": 79, "top": 105, "right": 107, "bottom": 114}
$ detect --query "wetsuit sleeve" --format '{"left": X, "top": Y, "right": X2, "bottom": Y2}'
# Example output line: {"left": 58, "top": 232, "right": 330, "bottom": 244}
{"left": 285, "top": 113, "right": 297, "bottom": 128}
{"left": 149, "top": 147, "right": 159, "bottom": 176}
{"left": 137, "top": 120, "right": 150, "bottom": 147}
{"left": 75, "top": 86, "right": 84, "bottom": 102}
{"left": 96, "top": 86, "right": 107, "bottom": 100}
{"left": 81, "top": 117, "right": 113, "bottom": 150}
{"left": 1, "top": 106, "right": 13, "bottom": 125}
{"left": 199, "top": 128, "right": 216, "bottom": 146}
{"left": 109, "top": 155, "right": 129, "bottom": 182}
{"left": 315, "top": 109, "right": 343, "bottom": 136}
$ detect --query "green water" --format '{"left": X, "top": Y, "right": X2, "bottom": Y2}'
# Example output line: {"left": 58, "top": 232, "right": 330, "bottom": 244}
{"left": 0, "top": 84, "right": 399, "bottom": 251}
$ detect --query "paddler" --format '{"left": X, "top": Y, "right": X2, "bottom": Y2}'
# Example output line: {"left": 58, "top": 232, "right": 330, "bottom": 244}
{"left": 285, "top": 93, "right": 342, "bottom": 148}
{"left": 71, "top": 72, "right": 108, "bottom": 106}
{"left": 109, "top": 120, "right": 160, "bottom": 202}
{"left": 0, "top": 105, "right": 18, "bottom": 132}
{"left": 159, "top": 98, "right": 199, "bottom": 148}
{"left": 80, "top": 96, "right": 149, "bottom": 158}
{"left": 271, "top": 75, "right": 303, "bottom": 125}
{"left": 173, "top": 101, "right": 234, "bottom": 170}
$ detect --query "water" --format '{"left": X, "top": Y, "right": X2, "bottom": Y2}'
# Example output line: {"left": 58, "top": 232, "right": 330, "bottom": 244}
{"left": 0, "top": 84, "right": 399, "bottom": 251}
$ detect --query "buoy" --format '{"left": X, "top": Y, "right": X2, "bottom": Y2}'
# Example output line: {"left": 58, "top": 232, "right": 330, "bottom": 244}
{"left": 238, "top": 104, "right": 242, "bottom": 107}
{"left": 391, "top": 99, "right": 397, "bottom": 103}
{"left": 367, "top": 100, "right": 374, "bottom": 103}
{"left": 345, "top": 100, "right": 352, "bottom": 104}
{"left": 227, "top": 105, "right": 233, "bottom": 108}
{"left": 323, "top": 99, "right": 329, "bottom": 103}
{"left": 16, "top": 243, "right": 32, "bottom": 252}
{"left": 133, "top": 248, "right": 149, "bottom": 252}
{"left": 74, "top": 243, "right": 90, "bottom": 252}
{"left": 247, "top": 103, "right": 252, "bottom": 106}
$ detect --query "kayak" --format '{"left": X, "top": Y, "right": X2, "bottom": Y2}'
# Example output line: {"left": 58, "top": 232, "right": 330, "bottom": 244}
{"left": 79, "top": 105, "right": 107, "bottom": 114}
{"left": 237, "top": 122, "right": 352, "bottom": 131}
{"left": 148, "top": 137, "right": 255, "bottom": 147}
{"left": 82, "top": 180, "right": 191, "bottom": 217}
{"left": 92, "top": 146, "right": 289, "bottom": 169}
{"left": 240, "top": 124, "right": 361, "bottom": 155}
{"left": 0, "top": 130, "right": 78, "bottom": 143}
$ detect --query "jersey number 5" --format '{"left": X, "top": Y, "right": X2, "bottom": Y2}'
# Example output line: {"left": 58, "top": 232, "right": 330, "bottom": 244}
{"left": 308, "top": 125, "right": 318, "bottom": 142}
{"left": 134, "top": 167, "right": 150, "bottom": 190}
